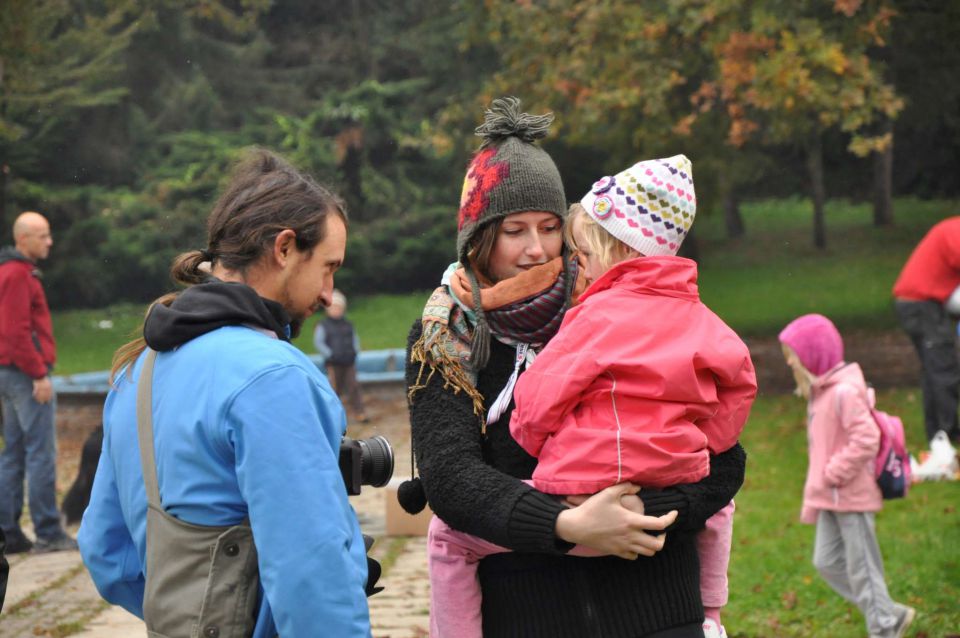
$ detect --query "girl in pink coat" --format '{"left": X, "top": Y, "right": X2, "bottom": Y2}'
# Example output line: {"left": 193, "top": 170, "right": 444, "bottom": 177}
{"left": 779, "top": 314, "right": 915, "bottom": 638}
{"left": 428, "top": 155, "right": 756, "bottom": 638}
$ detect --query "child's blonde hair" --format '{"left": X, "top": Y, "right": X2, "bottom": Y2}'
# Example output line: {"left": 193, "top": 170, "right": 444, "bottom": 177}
{"left": 566, "top": 203, "right": 637, "bottom": 271}
{"left": 781, "top": 342, "right": 815, "bottom": 399}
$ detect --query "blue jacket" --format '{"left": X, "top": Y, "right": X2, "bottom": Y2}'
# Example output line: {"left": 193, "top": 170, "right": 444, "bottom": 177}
{"left": 79, "top": 325, "right": 371, "bottom": 637}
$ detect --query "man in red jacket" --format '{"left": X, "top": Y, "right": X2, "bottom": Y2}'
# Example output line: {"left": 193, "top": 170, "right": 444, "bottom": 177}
{"left": 0, "top": 211, "right": 76, "bottom": 553}
{"left": 893, "top": 216, "right": 960, "bottom": 444}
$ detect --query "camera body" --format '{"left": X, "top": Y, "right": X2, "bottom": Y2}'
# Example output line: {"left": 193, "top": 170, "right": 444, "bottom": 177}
{"left": 339, "top": 435, "right": 394, "bottom": 496}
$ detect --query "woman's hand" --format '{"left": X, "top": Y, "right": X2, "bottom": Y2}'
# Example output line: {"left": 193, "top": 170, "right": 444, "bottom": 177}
{"left": 554, "top": 483, "right": 677, "bottom": 560}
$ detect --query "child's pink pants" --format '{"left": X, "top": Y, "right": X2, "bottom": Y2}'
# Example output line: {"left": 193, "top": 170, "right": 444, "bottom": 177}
{"left": 427, "top": 499, "right": 736, "bottom": 638}
{"left": 697, "top": 499, "right": 735, "bottom": 608}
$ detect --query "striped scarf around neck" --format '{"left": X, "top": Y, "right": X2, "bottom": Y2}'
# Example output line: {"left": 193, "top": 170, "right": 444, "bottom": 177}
{"left": 408, "top": 255, "right": 582, "bottom": 423}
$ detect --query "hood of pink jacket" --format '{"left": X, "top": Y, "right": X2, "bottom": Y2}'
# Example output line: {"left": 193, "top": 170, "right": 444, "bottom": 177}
{"left": 779, "top": 313, "right": 844, "bottom": 376}
{"left": 579, "top": 255, "right": 700, "bottom": 304}
{"left": 801, "top": 362, "right": 882, "bottom": 523}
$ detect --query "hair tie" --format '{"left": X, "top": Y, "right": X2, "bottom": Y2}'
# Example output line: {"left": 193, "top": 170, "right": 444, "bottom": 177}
{"left": 200, "top": 248, "right": 214, "bottom": 261}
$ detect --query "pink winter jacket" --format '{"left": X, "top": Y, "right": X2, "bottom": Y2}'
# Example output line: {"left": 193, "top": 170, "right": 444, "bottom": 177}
{"left": 800, "top": 362, "right": 883, "bottom": 524}
{"left": 509, "top": 256, "right": 757, "bottom": 495}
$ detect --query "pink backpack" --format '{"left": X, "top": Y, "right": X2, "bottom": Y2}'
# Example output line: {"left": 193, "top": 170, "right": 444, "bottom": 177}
{"left": 871, "top": 408, "right": 911, "bottom": 499}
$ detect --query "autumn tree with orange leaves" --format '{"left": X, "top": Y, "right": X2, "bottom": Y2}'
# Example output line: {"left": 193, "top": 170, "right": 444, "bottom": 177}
{"left": 691, "top": 0, "right": 902, "bottom": 246}
{"left": 472, "top": 0, "right": 902, "bottom": 248}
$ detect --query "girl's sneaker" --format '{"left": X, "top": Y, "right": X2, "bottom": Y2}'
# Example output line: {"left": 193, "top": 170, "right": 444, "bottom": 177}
{"left": 702, "top": 618, "right": 728, "bottom": 638}
{"left": 891, "top": 604, "right": 915, "bottom": 638}
{"left": 869, "top": 604, "right": 916, "bottom": 638}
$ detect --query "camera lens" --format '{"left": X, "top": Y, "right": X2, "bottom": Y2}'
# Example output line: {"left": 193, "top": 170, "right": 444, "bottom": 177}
{"left": 358, "top": 435, "right": 394, "bottom": 488}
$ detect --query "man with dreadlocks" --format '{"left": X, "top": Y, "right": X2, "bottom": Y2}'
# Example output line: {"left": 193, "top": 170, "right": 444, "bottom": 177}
{"left": 399, "top": 97, "right": 747, "bottom": 638}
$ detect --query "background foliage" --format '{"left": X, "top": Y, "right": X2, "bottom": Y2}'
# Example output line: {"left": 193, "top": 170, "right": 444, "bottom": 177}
{"left": 52, "top": 195, "right": 957, "bottom": 374}
{"left": 1, "top": 0, "right": 958, "bottom": 308}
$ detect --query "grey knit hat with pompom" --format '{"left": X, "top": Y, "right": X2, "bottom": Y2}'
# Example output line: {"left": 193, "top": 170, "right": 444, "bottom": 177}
{"left": 456, "top": 97, "right": 567, "bottom": 265}
{"left": 454, "top": 97, "right": 567, "bottom": 370}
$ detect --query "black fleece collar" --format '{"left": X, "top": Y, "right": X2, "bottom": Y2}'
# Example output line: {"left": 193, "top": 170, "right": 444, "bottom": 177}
{"left": 143, "top": 280, "right": 293, "bottom": 351}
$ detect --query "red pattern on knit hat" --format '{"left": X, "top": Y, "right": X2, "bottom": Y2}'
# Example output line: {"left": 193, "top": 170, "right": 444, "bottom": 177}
{"left": 458, "top": 147, "right": 511, "bottom": 230}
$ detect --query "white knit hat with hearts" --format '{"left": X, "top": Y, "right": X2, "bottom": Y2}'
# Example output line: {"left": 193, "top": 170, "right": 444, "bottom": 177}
{"left": 579, "top": 155, "right": 696, "bottom": 257}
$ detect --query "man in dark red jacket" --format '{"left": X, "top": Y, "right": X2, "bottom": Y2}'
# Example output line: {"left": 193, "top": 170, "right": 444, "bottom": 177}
{"left": 0, "top": 211, "right": 76, "bottom": 553}
{"left": 893, "top": 216, "right": 960, "bottom": 444}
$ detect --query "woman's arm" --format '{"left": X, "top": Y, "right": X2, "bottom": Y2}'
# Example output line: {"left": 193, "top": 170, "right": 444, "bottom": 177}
{"left": 638, "top": 442, "right": 747, "bottom": 533}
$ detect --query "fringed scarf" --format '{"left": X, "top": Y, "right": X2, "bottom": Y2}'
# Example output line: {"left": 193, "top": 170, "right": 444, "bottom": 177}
{"left": 408, "top": 255, "right": 584, "bottom": 429}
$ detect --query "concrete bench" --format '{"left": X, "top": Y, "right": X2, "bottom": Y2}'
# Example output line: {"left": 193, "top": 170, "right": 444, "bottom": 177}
{"left": 310, "top": 347, "right": 407, "bottom": 384}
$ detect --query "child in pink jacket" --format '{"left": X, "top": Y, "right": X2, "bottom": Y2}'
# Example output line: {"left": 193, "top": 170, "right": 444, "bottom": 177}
{"left": 428, "top": 155, "right": 756, "bottom": 638}
{"left": 779, "top": 314, "right": 915, "bottom": 638}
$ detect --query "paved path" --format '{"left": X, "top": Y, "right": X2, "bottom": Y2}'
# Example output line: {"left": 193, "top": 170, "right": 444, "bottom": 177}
{"left": 0, "top": 388, "right": 431, "bottom": 637}
{"left": 1, "top": 492, "right": 431, "bottom": 638}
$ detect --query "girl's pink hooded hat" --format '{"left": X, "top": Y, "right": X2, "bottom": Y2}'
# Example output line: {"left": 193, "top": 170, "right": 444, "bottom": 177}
{"left": 778, "top": 314, "right": 844, "bottom": 376}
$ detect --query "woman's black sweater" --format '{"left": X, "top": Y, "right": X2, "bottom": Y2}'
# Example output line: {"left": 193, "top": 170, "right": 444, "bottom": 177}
{"left": 406, "top": 320, "right": 747, "bottom": 638}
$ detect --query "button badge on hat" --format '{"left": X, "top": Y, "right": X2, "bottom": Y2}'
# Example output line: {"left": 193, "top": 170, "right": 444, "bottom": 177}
{"left": 591, "top": 175, "right": 615, "bottom": 194}
{"left": 593, "top": 195, "right": 615, "bottom": 220}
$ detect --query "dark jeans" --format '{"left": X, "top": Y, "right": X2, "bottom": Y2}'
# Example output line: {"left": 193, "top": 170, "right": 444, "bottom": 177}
{"left": 894, "top": 300, "right": 960, "bottom": 442}
{"left": 0, "top": 366, "right": 64, "bottom": 541}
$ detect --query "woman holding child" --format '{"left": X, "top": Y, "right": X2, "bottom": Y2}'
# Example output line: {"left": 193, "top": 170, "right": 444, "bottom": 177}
{"left": 401, "top": 97, "right": 751, "bottom": 638}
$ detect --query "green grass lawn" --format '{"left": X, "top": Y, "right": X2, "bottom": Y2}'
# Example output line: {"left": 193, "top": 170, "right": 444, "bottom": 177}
{"left": 52, "top": 304, "right": 149, "bottom": 376}
{"left": 695, "top": 197, "right": 959, "bottom": 336}
{"left": 730, "top": 388, "right": 960, "bottom": 637}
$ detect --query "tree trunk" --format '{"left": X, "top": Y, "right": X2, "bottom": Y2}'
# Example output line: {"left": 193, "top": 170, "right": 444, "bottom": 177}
{"left": 872, "top": 119, "right": 894, "bottom": 227}
{"left": 351, "top": 0, "right": 376, "bottom": 79}
{"left": 722, "top": 176, "right": 745, "bottom": 239}
{"left": 807, "top": 134, "right": 827, "bottom": 249}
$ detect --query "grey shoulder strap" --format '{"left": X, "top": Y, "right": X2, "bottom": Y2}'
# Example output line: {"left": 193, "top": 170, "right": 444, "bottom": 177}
{"left": 136, "top": 349, "right": 162, "bottom": 509}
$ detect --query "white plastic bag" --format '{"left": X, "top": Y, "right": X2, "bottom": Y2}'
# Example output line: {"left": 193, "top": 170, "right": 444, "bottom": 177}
{"left": 911, "top": 430, "right": 959, "bottom": 481}
{"left": 945, "top": 284, "right": 960, "bottom": 316}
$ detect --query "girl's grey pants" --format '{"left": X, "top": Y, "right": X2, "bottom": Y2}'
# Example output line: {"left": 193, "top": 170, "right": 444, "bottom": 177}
{"left": 813, "top": 510, "right": 899, "bottom": 637}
